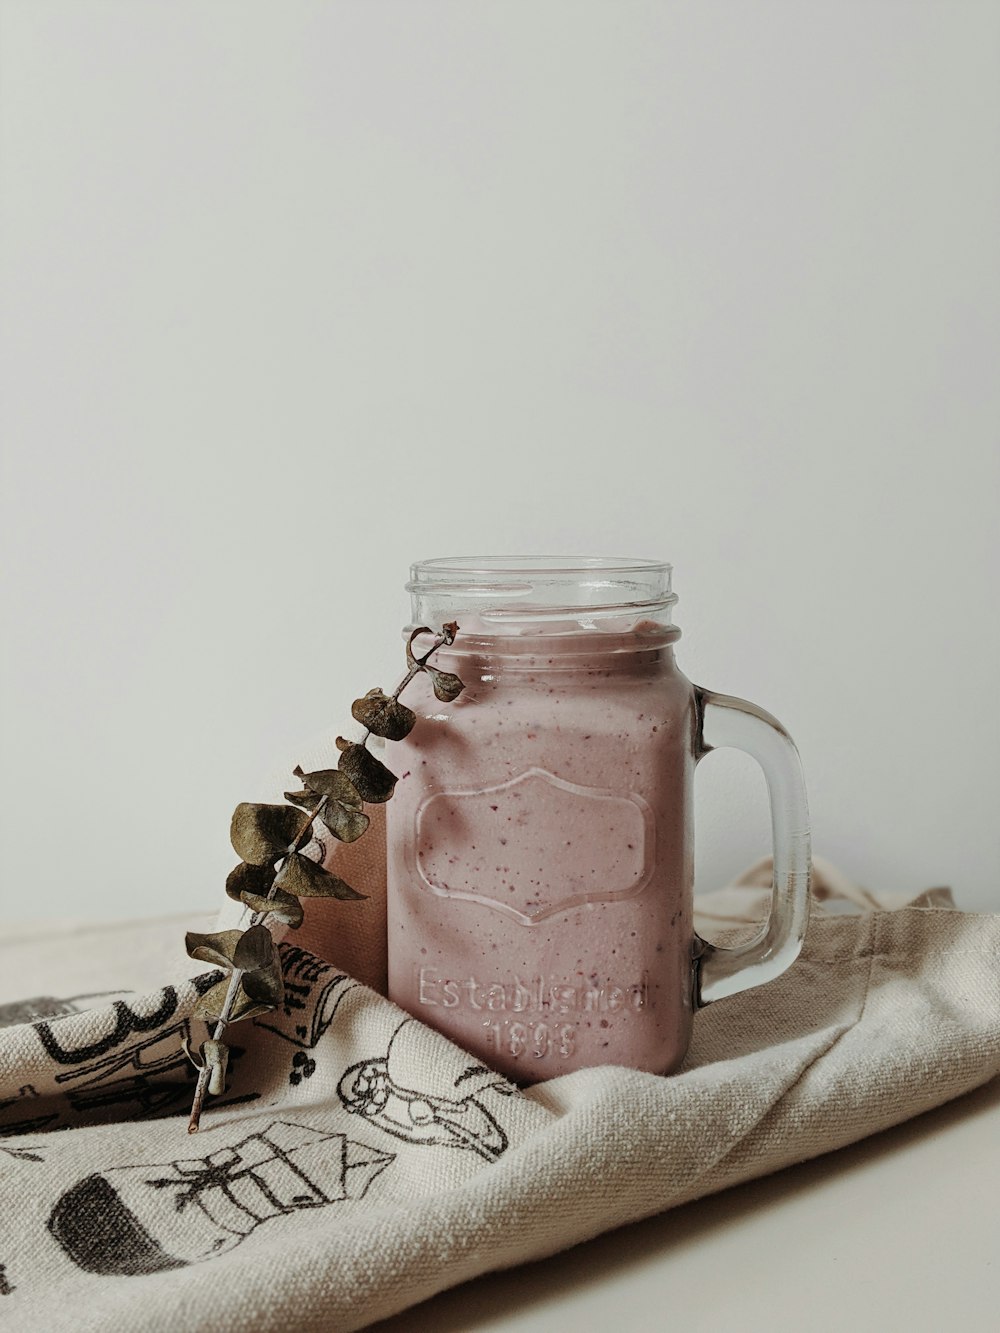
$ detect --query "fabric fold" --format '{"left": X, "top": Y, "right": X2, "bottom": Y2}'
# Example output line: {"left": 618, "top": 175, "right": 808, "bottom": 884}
{"left": 1, "top": 873, "right": 998, "bottom": 1330}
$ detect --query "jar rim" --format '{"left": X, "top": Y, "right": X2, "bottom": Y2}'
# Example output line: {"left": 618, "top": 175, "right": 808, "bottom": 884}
{"left": 407, "top": 555, "right": 677, "bottom": 630}
{"left": 410, "top": 554, "right": 670, "bottom": 580}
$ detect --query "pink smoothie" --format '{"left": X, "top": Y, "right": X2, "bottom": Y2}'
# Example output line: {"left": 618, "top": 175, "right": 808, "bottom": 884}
{"left": 386, "top": 621, "right": 697, "bottom": 1082}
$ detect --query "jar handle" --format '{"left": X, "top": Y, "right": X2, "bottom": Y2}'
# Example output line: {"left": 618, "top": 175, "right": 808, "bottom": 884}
{"left": 693, "top": 688, "right": 811, "bottom": 1005}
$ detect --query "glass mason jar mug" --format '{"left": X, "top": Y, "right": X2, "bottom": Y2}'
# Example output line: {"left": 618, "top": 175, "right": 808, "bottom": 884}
{"left": 386, "top": 557, "right": 810, "bottom": 1082}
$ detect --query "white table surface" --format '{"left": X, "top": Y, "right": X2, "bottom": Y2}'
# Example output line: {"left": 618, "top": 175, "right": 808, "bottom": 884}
{"left": 370, "top": 1075, "right": 1000, "bottom": 1333}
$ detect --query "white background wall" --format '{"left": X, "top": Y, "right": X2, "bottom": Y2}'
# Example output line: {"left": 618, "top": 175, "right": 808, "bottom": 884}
{"left": 1, "top": 0, "right": 997, "bottom": 922}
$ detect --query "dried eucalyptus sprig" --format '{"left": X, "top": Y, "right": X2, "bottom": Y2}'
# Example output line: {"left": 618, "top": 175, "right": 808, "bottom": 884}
{"left": 184, "top": 622, "right": 462, "bottom": 1132}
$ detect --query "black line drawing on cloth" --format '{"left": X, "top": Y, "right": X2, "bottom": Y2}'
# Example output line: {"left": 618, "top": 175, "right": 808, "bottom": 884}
{"left": 337, "top": 1020, "right": 509, "bottom": 1161}
{"left": 1, "top": 977, "right": 259, "bottom": 1135}
{"left": 288, "top": 1051, "right": 316, "bottom": 1085}
{"left": 0, "top": 991, "right": 126, "bottom": 1030}
{"left": 47, "top": 1119, "right": 394, "bottom": 1274}
{"left": 53, "top": 1025, "right": 259, "bottom": 1122}
{"left": 453, "top": 1063, "right": 520, "bottom": 1096}
{"left": 7, "top": 976, "right": 260, "bottom": 1127}
{"left": 254, "top": 945, "right": 360, "bottom": 1049}
{"left": 52, "top": 1023, "right": 196, "bottom": 1098}
{"left": 0, "top": 1263, "right": 14, "bottom": 1296}
{"left": 1, "top": 1029, "right": 199, "bottom": 1132}
{"left": 0, "top": 1140, "right": 45, "bottom": 1163}
{"left": 33, "top": 988, "right": 182, "bottom": 1065}
{"left": 29, "top": 971, "right": 222, "bottom": 1067}
{"left": 0, "top": 1085, "right": 58, "bottom": 1137}
{"left": 454, "top": 1063, "right": 493, "bottom": 1085}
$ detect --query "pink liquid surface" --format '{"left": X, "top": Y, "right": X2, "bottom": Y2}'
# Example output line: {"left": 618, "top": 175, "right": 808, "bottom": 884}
{"left": 386, "top": 626, "right": 697, "bottom": 1081}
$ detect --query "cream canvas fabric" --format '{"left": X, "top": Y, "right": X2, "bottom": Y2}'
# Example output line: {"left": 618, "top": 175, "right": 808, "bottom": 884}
{"left": 0, "top": 843, "right": 997, "bottom": 1331}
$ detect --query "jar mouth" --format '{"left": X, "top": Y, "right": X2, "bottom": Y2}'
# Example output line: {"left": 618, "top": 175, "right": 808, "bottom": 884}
{"left": 407, "top": 555, "right": 678, "bottom": 633}
{"left": 410, "top": 555, "right": 669, "bottom": 578}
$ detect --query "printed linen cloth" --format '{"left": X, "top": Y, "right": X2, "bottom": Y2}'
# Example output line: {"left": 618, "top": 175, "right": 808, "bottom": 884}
{"left": 0, "top": 831, "right": 998, "bottom": 1330}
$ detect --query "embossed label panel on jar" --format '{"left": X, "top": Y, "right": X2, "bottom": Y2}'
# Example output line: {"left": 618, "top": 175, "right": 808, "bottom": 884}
{"left": 413, "top": 766, "right": 655, "bottom": 924}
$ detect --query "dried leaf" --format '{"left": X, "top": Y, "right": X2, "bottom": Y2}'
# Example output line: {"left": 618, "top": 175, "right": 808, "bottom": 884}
{"left": 193, "top": 976, "right": 273, "bottom": 1023}
{"left": 293, "top": 766, "right": 363, "bottom": 807}
{"left": 335, "top": 736, "right": 350, "bottom": 753}
{"left": 338, "top": 742, "right": 398, "bottom": 803}
{"left": 426, "top": 665, "right": 465, "bottom": 702}
{"left": 281, "top": 851, "right": 367, "bottom": 900}
{"left": 202, "top": 1040, "right": 229, "bottom": 1095}
{"left": 192, "top": 977, "right": 230, "bottom": 1020}
{"left": 240, "top": 886, "right": 304, "bottom": 928}
{"left": 351, "top": 688, "right": 416, "bottom": 741}
{"left": 320, "top": 801, "right": 370, "bottom": 844}
{"left": 185, "top": 929, "right": 243, "bottom": 971}
{"left": 230, "top": 803, "right": 306, "bottom": 865}
{"left": 242, "top": 961, "right": 284, "bottom": 1009}
{"left": 441, "top": 620, "right": 459, "bottom": 644}
{"left": 225, "top": 861, "right": 276, "bottom": 904}
{"left": 283, "top": 788, "right": 321, "bottom": 812}
{"left": 237, "top": 925, "right": 283, "bottom": 1009}
{"left": 189, "top": 926, "right": 283, "bottom": 1020}
{"left": 286, "top": 768, "right": 368, "bottom": 843}
{"left": 233, "top": 923, "right": 275, "bottom": 973}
